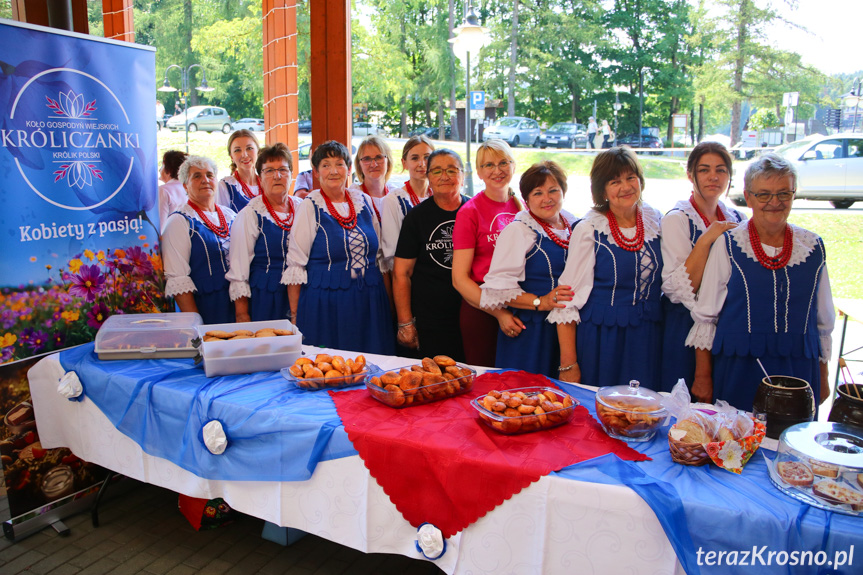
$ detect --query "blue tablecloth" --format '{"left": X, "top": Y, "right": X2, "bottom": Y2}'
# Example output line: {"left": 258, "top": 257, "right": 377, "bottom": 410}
{"left": 59, "top": 345, "right": 861, "bottom": 575}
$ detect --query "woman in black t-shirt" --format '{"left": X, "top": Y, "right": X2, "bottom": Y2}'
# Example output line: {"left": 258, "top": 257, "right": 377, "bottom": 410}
{"left": 393, "top": 149, "right": 468, "bottom": 361}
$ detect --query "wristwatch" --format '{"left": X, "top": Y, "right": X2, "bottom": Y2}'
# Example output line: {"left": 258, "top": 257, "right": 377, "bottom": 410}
{"left": 532, "top": 297, "right": 541, "bottom": 311}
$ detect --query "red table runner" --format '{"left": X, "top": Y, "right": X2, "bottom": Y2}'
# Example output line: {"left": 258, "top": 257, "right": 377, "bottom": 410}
{"left": 330, "top": 370, "right": 649, "bottom": 538}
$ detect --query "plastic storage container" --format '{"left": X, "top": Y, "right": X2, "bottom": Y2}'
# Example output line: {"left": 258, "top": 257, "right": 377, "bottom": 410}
{"left": 95, "top": 312, "right": 203, "bottom": 360}
{"left": 595, "top": 380, "right": 667, "bottom": 442}
{"left": 197, "top": 320, "right": 303, "bottom": 377}
{"left": 365, "top": 359, "right": 476, "bottom": 408}
{"left": 769, "top": 421, "right": 863, "bottom": 517}
{"left": 471, "top": 387, "right": 578, "bottom": 434}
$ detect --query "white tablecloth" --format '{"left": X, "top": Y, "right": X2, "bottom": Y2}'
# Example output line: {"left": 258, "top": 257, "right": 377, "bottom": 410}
{"left": 29, "top": 353, "right": 683, "bottom": 574}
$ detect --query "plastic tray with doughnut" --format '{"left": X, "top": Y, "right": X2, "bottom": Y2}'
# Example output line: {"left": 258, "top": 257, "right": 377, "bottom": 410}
{"left": 365, "top": 356, "right": 476, "bottom": 408}
{"left": 196, "top": 319, "right": 303, "bottom": 377}
{"left": 470, "top": 387, "right": 578, "bottom": 434}
{"left": 281, "top": 354, "right": 377, "bottom": 390}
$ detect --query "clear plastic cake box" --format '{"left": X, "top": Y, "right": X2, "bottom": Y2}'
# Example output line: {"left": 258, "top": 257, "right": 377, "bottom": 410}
{"left": 196, "top": 319, "right": 303, "bottom": 377}
{"left": 95, "top": 312, "right": 203, "bottom": 360}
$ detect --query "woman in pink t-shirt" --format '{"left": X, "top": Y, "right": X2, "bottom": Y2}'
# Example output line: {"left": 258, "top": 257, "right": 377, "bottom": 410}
{"left": 452, "top": 139, "right": 523, "bottom": 367}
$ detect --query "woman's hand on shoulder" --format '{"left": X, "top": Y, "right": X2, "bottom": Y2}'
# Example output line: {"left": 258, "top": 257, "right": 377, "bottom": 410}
{"left": 699, "top": 221, "right": 738, "bottom": 246}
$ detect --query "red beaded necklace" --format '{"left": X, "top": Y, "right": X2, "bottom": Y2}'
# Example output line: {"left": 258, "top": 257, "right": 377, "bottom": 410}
{"left": 361, "top": 183, "right": 386, "bottom": 223}
{"left": 262, "top": 194, "right": 294, "bottom": 231}
{"left": 748, "top": 222, "right": 793, "bottom": 270}
{"left": 187, "top": 200, "right": 230, "bottom": 238}
{"left": 606, "top": 208, "right": 644, "bottom": 252}
{"left": 234, "top": 171, "right": 261, "bottom": 200}
{"left": 689, "top": 195, "right": 725, "bottom": 228}
{"left": 322, "top": 191, "right": 358, "bottom": 230}
{"left": 404, "top": 181, "right": 423, "bottom": 206}
{"left": 530, "top": 211, "right": 571, "bottom": 249}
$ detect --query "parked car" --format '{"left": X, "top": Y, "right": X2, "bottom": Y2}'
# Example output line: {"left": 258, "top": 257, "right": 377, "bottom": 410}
{"left": 539, "top": 123, "right": 587, "bottom": 149}
{"left": 353, "top": 121, "right": 387, "bottom": 136}
{"left": 166, "top": 106, "right": 232, "bottom": 133}
{"left": 482, "top": 116, "right": 541, "bottom": 147}
{"left": 729, "top": 132, "right": 863, "bottom": 209}
{"left": 232, "top": 118, "right": 265, "bottom": 132}
{"left": 298, "top": 119, "right": 312, "bottom": 133}
{"left": 157, "top": 113, "right": 171, "bottom": 130}
{"left": 616, "top": 133, "right": 663, "bottom": 154}
{"left": 422, "top": 126, "right": 452, "bottom": 140}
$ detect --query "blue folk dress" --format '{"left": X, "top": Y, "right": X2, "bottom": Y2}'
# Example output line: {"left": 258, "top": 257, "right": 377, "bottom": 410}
{"left": 689, "top": 223, "right": 829, "bottom": 412}
{"left": 549, "top": 205, "right": 664, "bottom": 389}
{"left": 659, "top": 200, "right": 745, "bottom": 392}
{"left": 165, "top": 205, "right": 235, "bottom": 325}
{"left": 218, "top": 174, "right": 259, "bottom": 213}
{"left": 480, "top": 211, "right": 576, "bottom": 378}
{"left": 285, "top": 189, "right": 395, "bottom": 355}
{"left": 249, "top": 213, "right": 291, "bottom": 321}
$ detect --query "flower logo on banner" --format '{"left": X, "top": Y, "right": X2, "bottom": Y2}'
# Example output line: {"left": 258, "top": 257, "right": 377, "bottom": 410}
{"left": 53, "top": 162, "right": 104, "bottom": 189}
{"left": 45, "top": 91, "right": 97, "bottom": 119}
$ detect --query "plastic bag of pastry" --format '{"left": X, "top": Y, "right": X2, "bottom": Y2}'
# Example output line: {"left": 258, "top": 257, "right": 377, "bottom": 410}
{"left": 712, "top": 408, "right": 755, "bottom": 441}
{"left": 661, "top": 378, "right": 720, "bottom": 440}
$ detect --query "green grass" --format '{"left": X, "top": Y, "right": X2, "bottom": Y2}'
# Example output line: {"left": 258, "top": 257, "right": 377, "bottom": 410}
{"left": 787, "top": 213, "right": 863, "bottom": 300}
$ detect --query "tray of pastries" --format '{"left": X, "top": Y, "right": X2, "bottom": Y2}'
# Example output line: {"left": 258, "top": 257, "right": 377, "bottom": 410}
{"left": 768, "top": 421, "right": 863, "bottom": 516}
{"left": 196, "top": 320, "right": 303, "bottom": 377}
{"left": 95, "top": 312, "right": 203, "bottom": 360}
{"left": 365, "top": 356, "right": 475, "bottom": 408}
{"left": 281, "top": 353, "right": 377, "bottom": 390}
{"left": 471, "top": 387, "right": 578, "bottom": 434}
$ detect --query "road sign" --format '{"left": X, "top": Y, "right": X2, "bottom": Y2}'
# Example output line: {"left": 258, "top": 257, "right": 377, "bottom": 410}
{"left": 470, "top": 109, "right": 485, "bottom": 120}
{"left": 470, "top": 91, "right": 485, "bottom": 111}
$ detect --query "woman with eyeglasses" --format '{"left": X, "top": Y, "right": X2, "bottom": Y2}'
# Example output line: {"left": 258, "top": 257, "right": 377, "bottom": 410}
{"left": 393, "top": 149, "right": 468, "bottom": 360}
{"left": 549, "top": 147, "right": 664, "bottom": 389}
{"left": 452, "top": 139, "right": 523, "bottom": 367}
{"left": 226, "top": 143, "right": 303, "bottom": 323}
{"left": 380, "top": 135, "right": 434, "bottom": 272}
{"left": 688, "top": 153, "right": 835, "bottom": 411}
{"left": 479, "top": 161, "right": 577, "bottom": 377}
{"left": 350, "top": 136, "right": 398, "bottom": 224}
{"left": 162, "top": 156, "right": 236, "bottom": 324}
{"left": 659, "top": 142, "right": 745, "bottom": 392}
{"left": 285, "top": 140, "right": 395, "bottom": 354}
{"left": 217, "top": 129, "right": 262, "bottom": 213}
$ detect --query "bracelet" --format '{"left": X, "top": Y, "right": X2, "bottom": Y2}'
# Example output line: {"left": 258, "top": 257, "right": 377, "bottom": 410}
{"left": 558, "top": 363, "right": 577, "bottom": 372}
{"left": 397, "top": 318, "right": 416, "bottom": 328}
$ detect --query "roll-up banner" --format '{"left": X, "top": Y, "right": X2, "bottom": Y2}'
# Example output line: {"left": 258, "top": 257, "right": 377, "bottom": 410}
{"left": 0, "top": 18, "right": 164, "bottom": 540}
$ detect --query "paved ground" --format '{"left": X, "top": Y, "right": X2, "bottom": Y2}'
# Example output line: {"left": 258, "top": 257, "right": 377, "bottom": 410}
{"left": 0, "top": 478, "right": 443, "bottom": 575}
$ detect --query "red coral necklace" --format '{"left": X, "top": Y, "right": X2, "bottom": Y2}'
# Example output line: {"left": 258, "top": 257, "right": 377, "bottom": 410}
{"left": 689, "top": 195, "right": 725, "bottom": 228}
{"left": 262, "top": 194, "right": 294, "bottom": 231}
{"left": 405, "top": 181, "right": 423, "bottom": 206}
{"left": 322, "top": 191, "right": 358, "bottom": 230}
{"left": 530, "top": 212, "right": 571, "bottom": 249}
{"left": 234, "top": 171, "right": 261, "bottom": 199}
{"left": 187, "top": 201, "right": 230, "bottom": 238}
{"left": 606, "top": 208, "right": 644, "bottom": 251}
{"left": 748, "top": 222, "right": 793, "bottom": 270}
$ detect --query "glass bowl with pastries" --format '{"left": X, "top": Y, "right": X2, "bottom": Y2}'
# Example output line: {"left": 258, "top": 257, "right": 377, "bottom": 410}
{"left": 471, "top": 387, "right": 579, "bottom": 435}
{"left": 281, "top": 353, "right": 377, "bottom": 390}
{"left": 595, "top": 380, "right": 668, "bottom": 442}
{"left": 365, "top": 356, "right": 475, "bottom": 408}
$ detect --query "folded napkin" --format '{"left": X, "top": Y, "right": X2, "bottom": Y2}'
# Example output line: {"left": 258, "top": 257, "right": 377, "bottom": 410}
{"left": 331, "top": 370, "right": 649, "bottom": 538}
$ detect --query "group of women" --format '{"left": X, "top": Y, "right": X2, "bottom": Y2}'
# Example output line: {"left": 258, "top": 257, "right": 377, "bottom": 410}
{"left": 161, "top": 133, "right": 834, "bottom": 414}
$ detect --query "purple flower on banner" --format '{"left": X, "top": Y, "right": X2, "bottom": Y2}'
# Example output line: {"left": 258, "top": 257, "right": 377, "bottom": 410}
{"left": 51, "top": 331, "right": 65, "bottom": 348}
{"left": 68, "top": 264, "right": 105, "bottom": 302}
{"left": 86, "top": 303, "right": 110, "bottom": 329}
{"left": 125, "top": 246, "right": 153, "bottom": 275}
{"left": 20, "top": 327, "right": 48, "bottom": 352}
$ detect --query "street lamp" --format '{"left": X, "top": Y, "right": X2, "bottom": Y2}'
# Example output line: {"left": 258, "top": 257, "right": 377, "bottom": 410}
{"left": 449, "top": 3, "right": 490, "bottom": 196}
{"left": 157, "top": 64, "right": 215, "bottom": 153}
{"left": 612, "top": 93, "right": 622, "bottom": 147}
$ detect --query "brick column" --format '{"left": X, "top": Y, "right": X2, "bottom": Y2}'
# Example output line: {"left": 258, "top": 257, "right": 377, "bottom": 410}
{"left": 101, "top": 0, "right": 134, "bottom": 42}
{"left": 12, "top": 0, "right": 89, "bottom": 33}
{"left": 309, "top": 0, "right": 352, "bottom": 150}
{"left": 262, "top": 0, "right": 299, "bottom": 173}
